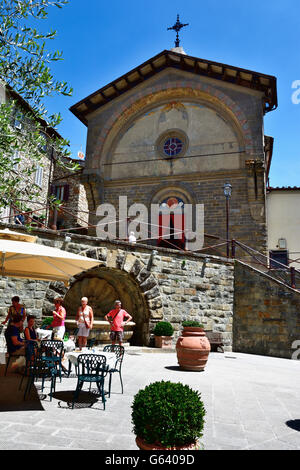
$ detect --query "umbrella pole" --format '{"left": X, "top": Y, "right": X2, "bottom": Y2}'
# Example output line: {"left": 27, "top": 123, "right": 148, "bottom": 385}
{"left": 1, "top": 252, "right": 6, "bottom": 276}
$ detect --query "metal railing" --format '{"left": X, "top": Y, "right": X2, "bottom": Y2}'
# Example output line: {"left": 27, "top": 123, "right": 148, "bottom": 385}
{"left": 230, "top": 239, "right": 300, "bottom": 291}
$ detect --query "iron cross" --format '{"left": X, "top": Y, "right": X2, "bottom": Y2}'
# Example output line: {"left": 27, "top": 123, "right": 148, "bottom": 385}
{"left": 167, "top": 14, "right": 189, "bottom": 48}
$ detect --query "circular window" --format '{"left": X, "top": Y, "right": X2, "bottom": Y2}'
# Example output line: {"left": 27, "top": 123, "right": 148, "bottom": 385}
{"left": 156, "top": 130, "right": 188, "bottom": 159}
{"left": 163, "top": 137, "right": 184, "bottom": 157}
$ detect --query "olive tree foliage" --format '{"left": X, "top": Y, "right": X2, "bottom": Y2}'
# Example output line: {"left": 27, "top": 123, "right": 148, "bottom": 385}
{"left": 0, "top": 0, "right": 77, "bottom": 213}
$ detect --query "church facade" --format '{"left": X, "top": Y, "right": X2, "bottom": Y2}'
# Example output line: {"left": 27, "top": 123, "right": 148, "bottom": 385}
{"left": 70, "top": 49, "right": 277, "bottom": 256}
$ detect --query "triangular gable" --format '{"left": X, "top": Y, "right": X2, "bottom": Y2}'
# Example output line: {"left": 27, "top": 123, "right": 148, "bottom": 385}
{"left": 70, "top": 49, "right": 277, "bottom": 125}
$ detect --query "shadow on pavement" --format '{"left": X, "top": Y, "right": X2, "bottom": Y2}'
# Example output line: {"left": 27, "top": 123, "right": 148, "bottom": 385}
{"left": 52, "top": 390, "right": 105, "bottom": 410}
{"left": 164, "top": 365, "right": 205, "bottom": 372}
{"left": 286, "top": 419, "right": 300, "bottom": 432}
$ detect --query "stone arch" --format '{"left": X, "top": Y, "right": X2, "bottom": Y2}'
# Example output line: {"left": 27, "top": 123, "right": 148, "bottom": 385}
{"left": 150, "top": 182, "right": 196, "bottom": 206}
{"left": 44, "top": 247, "right": 163, "bottom": 345}
{"left": 95, "top": 85, "right": 253, "bottom": 177}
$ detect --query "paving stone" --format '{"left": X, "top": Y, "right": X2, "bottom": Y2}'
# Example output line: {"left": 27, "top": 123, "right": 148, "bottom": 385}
{"left": 248, "top": 439, "right": 298, "bottom": 451}
{"left": 1, "top": 352, "right": 300, "bottom": 450}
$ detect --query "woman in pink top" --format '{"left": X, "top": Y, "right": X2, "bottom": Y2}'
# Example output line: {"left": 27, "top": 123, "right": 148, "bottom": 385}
{"left": 105, "top": 300, "right": 132, "bottom": 346}
{"left": 50, "top": 298, "right": 66, "bottom": 340}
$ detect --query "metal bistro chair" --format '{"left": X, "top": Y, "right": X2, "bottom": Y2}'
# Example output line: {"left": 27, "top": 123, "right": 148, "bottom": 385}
{"left": 72, "top": 354, "right": 108, "bottom": 410}
{"left": 19, "top": 341, "right": 39, "bottom": 391}
{"left": 103, "top": 345, "right": 125, "bottom": 397}
{"left": 23, "top": 346, "right": 58, "bottom": 401}
{"left": 40, "top": 339, "right": 64, "bottom": 381}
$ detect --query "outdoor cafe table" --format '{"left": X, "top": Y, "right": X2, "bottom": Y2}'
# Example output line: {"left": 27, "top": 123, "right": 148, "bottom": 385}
{"left": 36, "top": 328, "right": 52, "bottom": 340}
{"left": 64, "top": 350, "right": 116, "bottom": 377}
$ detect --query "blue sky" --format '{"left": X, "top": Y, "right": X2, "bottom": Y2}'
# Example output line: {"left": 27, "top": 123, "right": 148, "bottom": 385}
{"left": 40, "top": 0, "right": 300, "bottom": 187}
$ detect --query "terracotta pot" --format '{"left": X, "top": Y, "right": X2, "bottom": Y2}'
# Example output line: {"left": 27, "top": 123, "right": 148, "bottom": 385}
{"left": 136, "top": 436, "right": 199, "bottom": 450}
{"left": 154, "top": 335, "right": 173, "bottom": 348}
{"left": 176, "top": 327, "right": 211, "bottom": 371}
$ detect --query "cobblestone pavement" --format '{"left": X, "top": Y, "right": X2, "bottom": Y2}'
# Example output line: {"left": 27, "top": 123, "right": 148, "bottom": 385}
{"left": 0, "top": 350, "right": 300, "bottom": 450}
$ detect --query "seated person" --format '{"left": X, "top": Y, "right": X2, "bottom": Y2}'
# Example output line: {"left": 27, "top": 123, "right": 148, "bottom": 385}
{"left": 5, "top": 315, "right": 26, "bottom": 356}
{"left": 24, "top": 315, "right": 38, "bottom": 343}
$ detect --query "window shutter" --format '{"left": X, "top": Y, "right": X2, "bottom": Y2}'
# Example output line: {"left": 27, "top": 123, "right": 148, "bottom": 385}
{"left": 63, "top": 184, "right": 69, "bottom": 201}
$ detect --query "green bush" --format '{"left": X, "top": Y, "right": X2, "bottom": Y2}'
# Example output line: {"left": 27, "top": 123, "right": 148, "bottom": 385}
{"left": 153, "top": 321, "right": 174, "bottom": 337}
{"left": 182, "top": 320, "right": 204, "bottom": 328}
{"left": 132, "top": 381, "right": 205, "bottom": 447}
{"left": 41, "top": 316, "right": 53, "bottom": 329}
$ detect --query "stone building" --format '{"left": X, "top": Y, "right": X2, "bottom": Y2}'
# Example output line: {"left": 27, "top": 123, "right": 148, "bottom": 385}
{"left": 267, "top": 186, "right": 300, "bottom": 270}
{"left": 0, "top": 81, "right": 63, "bottom": 226}
{"left": 70, "top": 48, "right": 277, "bottom": 256}
{"left": 49, "top": 157, "right": 89, "bottom": 233}
{"left": 0, "top": 81, "right": 88, "bottom": 232}
{"left": 2, "top": 46, "right": 298, "bottom": 360}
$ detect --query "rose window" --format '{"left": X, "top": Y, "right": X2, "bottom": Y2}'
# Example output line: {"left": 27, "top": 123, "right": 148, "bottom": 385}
{"left": 163, "top": 137, "right": 184, "bottom": 157}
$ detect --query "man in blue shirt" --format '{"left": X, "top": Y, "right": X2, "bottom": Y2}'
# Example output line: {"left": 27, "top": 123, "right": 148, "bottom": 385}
{"left": 5, "top": 315, "right": 26, "bottom": 356}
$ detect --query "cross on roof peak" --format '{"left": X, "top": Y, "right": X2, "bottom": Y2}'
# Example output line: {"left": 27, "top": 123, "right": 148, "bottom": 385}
{"left": 167, "top": 14, "right": 189, "bottom": 48}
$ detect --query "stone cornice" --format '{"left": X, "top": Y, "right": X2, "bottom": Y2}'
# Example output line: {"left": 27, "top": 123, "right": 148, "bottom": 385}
{"left": 102, "top": 169, "right": 247, "bottom": 187}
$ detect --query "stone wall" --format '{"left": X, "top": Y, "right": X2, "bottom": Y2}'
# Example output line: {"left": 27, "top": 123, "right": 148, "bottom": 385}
{"left": 1, "top": 225, "right": 299, "bottom": 357}
{"left": 0, "top": 225, "right": 234, "bottom": 349}
{"left": 51, "top": 160, "right": 89, "bottom": 230}
{"left": 233, "top": 261, "right": 300, "bottom": 359}
{"left": 100, "top": 175, "right": 266, "bottom": 255}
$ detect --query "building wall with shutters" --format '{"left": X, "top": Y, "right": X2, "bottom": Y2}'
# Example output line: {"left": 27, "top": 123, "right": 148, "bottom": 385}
{"left": 267, "top": 188, "right": 300, "bottom": 269}
{"left": 50, "top": 158, "right": 89, "bottom": 231}
{"left": 0, "top": 81, "right": 55, "bottom": 227}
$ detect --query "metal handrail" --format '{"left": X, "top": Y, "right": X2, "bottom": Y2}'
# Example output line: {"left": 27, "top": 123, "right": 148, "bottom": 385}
{"left": 231, "top": 239, "right": 300, "bottom": 291}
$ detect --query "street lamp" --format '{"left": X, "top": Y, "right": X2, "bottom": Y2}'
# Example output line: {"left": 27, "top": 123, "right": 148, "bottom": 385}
{"left": 224, "top": 182, "right": 232, "bottom": 258}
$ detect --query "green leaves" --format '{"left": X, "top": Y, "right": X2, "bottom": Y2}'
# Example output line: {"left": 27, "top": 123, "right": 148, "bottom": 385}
{"left": 0, "top": 1, "right": 76, "bottom": 212}
{"left": 0, "top": 101, "right": 71, "bottom": 210}
{"left": 182, "top": 320, "right": 204, "bottom": 328}
{"left": 0, "top": 1, "right": 72, "bottom": 117}
{"left": 153, "top": 321, "right": 174, "bottom": 337}
{"left": 132, "top": 381, "right": 206, "bottom": 447}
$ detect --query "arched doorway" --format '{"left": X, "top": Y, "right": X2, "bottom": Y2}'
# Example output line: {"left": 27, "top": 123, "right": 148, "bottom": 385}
{"left": 63, "top": 266, "right": 151, "bottom": 346}
{"left": 157, "top": 196, "right": 185, "bottom": 250}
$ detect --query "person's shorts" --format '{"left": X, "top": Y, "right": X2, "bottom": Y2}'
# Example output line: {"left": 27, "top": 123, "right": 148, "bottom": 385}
{"left": 110, "top": 330, "right": 124, "bottom": 342}
{"left": 77, "top": 323, "right": 90, "bottom": 338}
{"left": 52, "top": 326, "right": 65, "bottom": 340}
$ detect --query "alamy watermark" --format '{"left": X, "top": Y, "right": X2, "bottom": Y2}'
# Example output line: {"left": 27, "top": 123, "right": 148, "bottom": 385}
{"left": 291, "top": 80, "right": 300, "bottom": 104}
{"left": 95, "top": 196, "right": 205, "bottom": 251}
{"left": 291, "top": 340, "right": 300, "bottom": 360}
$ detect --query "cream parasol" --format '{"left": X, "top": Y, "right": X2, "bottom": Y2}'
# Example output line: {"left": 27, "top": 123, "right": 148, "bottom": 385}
{"left": 0, "top": 228, "right": 99, "bottom": 284}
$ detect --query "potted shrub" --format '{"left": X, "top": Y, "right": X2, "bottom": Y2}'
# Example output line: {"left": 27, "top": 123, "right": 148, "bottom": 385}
{"left": 176, "top": 320, "right": 211, "bottom": 371}
{"left": 153, "top": 321, "right": 174, "bottom": 349}
{"left": 132, "top": 380, "right": 205, "bottom": 450}
{"left": 182, "top": 320, "right": 204, "bottom": 328}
